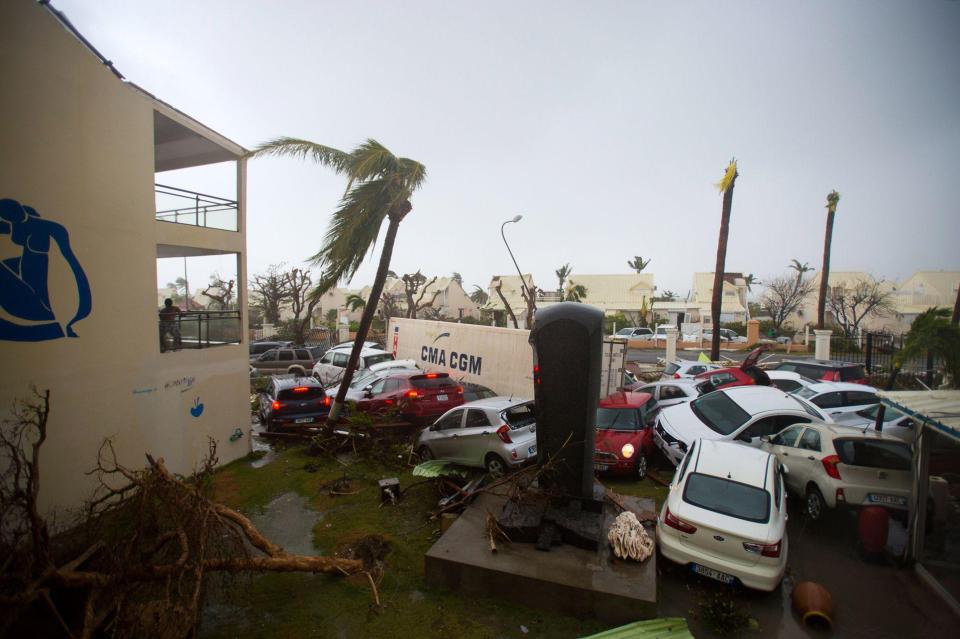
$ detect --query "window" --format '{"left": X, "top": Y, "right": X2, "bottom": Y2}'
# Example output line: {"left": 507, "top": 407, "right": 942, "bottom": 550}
{"left": 660, "top": 385, "right": 685, "bottom": 400}
{"left": 682, "top": 473, "right": 771, "bottom": 523}
{"left": 740, "top": 417, "right": 787, "bottom": 441}
{"left": 383, "top": 379, "right": 400, "bottom": 394}
{"left": 798, "top": 429, "right": 821, "bottom": 451}
{"left": 503, "top": 402, "right": 536, "bottom": 429}
{"left": 295, "top": 349, "right": 310, "bottom": 360}
{"left": 812, "top": 392, "right": 842, "bottom": 409}
{"left": 434, "top": 411, "right": 463, "bottom": 430}
{"left": 596, "top": 407, "right": 641, "bottom": 431}
{"left": 771, "top": 379, "right": 801, "bottom": 392}
{"left": 773, "top": 461, "right": 782, "bottom": 509}
{"left": 708, "top": 372, "right": 737, "bottom": 387}
{"left": 465, "top": 410, "right": 491, "bottom": 428}
{"left": 845, "top": 391, "right": 877, "bottom": 406}
{"left": 690, "top": 392, "right": 751, "bottom": 435}
{"left": 688, "top": 366, "right": 706, "bottom": 375}
{"left": 675, "top": 441, "right": 696, "bottom": 485}
{"left": 772, "top": 425, "right": 803, "bottom": 447}
{"left": 364, "top": 353, "right": 394, "bottom": 367}
{"left": 258, "top": 350, "right": 277, "bottom": 362}
{"left": 664, "top": 363, "right": 680, "bottom": 376}
{"left": 791, "top": 396, "right": 826, "bottom": 419}
{"left": 834, "top": 439, "right": 911, "bottom": 471}
{"left": 839, "top": 366, "right": 865, "bottom": 382}
{"left": 321, "top": 352, "right": 334, "bottom": 364}
{"left": 369, "top": 379, "right": 387, "bottom": 395}
{"left": 333, "top": 352, "right": 349, "bottom": 368}
{"left": 278, "top": 387, "right": 326, "bottom": 400}
{"left": 278, "top": 350, "right": 294, "bottom": 361}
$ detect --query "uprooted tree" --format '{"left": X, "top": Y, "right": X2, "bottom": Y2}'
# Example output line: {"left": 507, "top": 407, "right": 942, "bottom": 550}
{"left": 0, "top": 389, "right": 367, "bottom": 639}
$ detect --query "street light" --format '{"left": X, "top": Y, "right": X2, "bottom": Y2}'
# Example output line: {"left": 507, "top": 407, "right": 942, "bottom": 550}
{"left": 500, "top": 215, "right": 535, "bottom": 314}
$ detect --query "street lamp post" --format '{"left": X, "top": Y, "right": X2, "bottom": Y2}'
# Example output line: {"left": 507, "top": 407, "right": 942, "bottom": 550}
{"left": 500, "top": 215, "right": 535, "bottom": 321}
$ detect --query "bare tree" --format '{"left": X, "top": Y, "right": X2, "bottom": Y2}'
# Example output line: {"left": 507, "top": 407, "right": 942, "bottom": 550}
{"left": 202, "top": 274, "right": 236, "bottom": 310}
{"left": 402, "top": 271, "right": 441, "bottom": 319}
{"left": 493, "top": 278, "right": 519, "bottom": 329}
{"left": 760, "top": 273, "right": 816, "bottom": 331}
{"left": 285, "top": 267, "right": 323, "bottom": 344}
{"left": 379, "top": 292, "right": 403, "bottom": 324}
{"left": 827, "top": 277, "right": 896, "bottom": 337}
{"left": 249, "top": 264, "right": 291, "bottom": 324}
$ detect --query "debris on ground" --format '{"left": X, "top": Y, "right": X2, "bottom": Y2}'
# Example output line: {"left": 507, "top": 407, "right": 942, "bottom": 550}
{"left": 607, "top": 511, "right": 655, "bottom": 562}
{"left": 579, "top": 617, "right": 693, "bottom": 639}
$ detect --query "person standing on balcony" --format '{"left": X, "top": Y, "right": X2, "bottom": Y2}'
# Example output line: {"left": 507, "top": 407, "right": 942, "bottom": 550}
{"left": 159, "top": 298, "right": 182, "bottom": 351}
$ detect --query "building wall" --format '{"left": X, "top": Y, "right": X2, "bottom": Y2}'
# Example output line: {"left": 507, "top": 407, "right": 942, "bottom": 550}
{"left": 0, "top": 0, "right": 249, "bottom": 517}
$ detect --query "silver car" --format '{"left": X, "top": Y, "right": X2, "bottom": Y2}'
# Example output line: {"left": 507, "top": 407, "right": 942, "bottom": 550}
{"left": 416, "top": 397, "right": 538, "bottom": 476}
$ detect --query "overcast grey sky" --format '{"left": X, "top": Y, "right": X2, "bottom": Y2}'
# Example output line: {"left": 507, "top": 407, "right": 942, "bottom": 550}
{"left": 56, "top": 0, "right": 960, "bottom": 298}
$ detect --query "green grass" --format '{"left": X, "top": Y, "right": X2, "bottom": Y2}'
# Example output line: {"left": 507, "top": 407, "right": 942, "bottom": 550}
{"left": 200, "top": 446, "right": 669, "bottom": 639}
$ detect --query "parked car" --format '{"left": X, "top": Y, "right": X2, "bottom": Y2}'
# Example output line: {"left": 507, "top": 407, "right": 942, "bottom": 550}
{"left": 613, "top": 327, "right": 654, "bottom": 341}
{"left": 325, "top": 359, "right": 421, "bottom": 401}
{"left": 832, "top": 404, "right": 917, "bottom": 442}
{"left": 703, "top": 328, "right": 748, "bottom": 343}
{"left": 653, "top": 386, "right": 831, "bottom": 466}
{"left": 416, "top": 397, "right": 537, "bottom": 476}
{"left": 791, "top": 383, "right": 879, "bottom": 418}
{"left": 345, "top": 370, "right": 464, "bottom": 424}
{"left": 662, "top": 360, "right": 723, "bottom": 381}
{"left": 461, "top": 382, "right": 498, "bottom": 402}
{"left": 312, "top": 347, "right": 396, "bottom": 385}
{"left": 330, "top": 340, "right": 385, "bottom": 351}
{"left": 770, "top": 359, "right": 867, "bottom": 385}
{"left": 761, "top": 421, "right": 912, "bottom": 521}
{"left": 693, "top": 346, "right": 771, "bottom": 392}
{"left": 633, "top": 380, "right": 702, "bottom": 408}
{"left": 654, "top": 325, "right": 672, "bottom": 342}
{"left": 657, "top": 439, "right": 788, "bottom": 592}
{"left": 257, "top": 376, "right": 331, "bottom": 432}
{"left": 593, "top": 391, "right": 659, "bottom": 479}
{"left": 249, "top": 340, "right": 293, "bottom": 357}
{"left": 250, "top": 347, "right": 319, "bottom": 377}
{"left": 766, "top": 370, "right": 817, "bottom": 393}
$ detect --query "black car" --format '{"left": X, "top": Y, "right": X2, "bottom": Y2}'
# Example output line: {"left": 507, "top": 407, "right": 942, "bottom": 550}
{"left": 257, "top": 376, "right": 331, "bottom": 432}
{"left": 770, "top": 359, "right": 867, "bottom": 384}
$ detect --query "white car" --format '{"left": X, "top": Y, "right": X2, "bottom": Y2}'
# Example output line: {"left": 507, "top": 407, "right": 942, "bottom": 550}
{"left": 612, "top": 327, "right": 654, "bottom": 340}
{"left": 653, "top": 386, "right": 831, "bottom": 466}
{"left": 658, "top": 439, "right": 788, "bottom": 591}
{"left": 761, "top": 421, "right": 912, "bottom": 521}
{"left": 312, "top": 347, "right": 398, "bottom": 385}
{"left": 661, "top": 360, "right": 723, "bottom": 381}
{"left": 766, "top": 370, "right": 817, "bottom": 393}
{"left": 633, "top": 380, "right": 702, "bottom": 408}
{"left": 704, "top": 328, "right": 748, "bottom": 343}
{"left": 832, "top": 404, "right": 917, "bottom": 442}
{"left": 416, "top": 397, "right": 537, "bottom": 476}
{"left": 792, "top": 383, "right": 879, "bottom": 419}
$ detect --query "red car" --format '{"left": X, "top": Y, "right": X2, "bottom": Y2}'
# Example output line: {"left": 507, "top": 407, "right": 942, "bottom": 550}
{"left": 351, "top": 370, "right": 464, "bottom": 424}
{"left": 693, "top": 345, "right": 771, "bottom": 392}
{"left": 593, "top": 391, "right": 660, "bottom": 479}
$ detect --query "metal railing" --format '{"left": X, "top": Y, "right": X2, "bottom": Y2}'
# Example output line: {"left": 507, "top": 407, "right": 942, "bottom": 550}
{"left": 830, "top": 332, "right": 943, "bottom": 387}
{"left": 160, "top": 310, "right": 242, "bottom": 352}
{"left": 155, "top": 184, "right": 238, "bottom": 231}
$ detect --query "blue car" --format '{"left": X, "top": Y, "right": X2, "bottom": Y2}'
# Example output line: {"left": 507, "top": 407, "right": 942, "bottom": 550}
{"left": 258, "top": 376, "right": 331, "bottom": 432}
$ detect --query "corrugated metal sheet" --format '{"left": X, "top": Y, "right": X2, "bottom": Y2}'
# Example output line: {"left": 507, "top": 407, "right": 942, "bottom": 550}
{"left": 879, "top": 390, "right": 960, "bottom": 441}
{"left": 579, "top": 617, "right": 694, "bottom": 639}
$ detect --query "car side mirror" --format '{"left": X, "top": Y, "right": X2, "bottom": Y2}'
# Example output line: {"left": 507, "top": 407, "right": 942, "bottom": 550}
{"left": 737, "top": 432, "right": 753, "bottom": 443}
{"left": 780, "top": 463, "right": 789, "bottom": 476}
{"left": 363, "top": 389, "right": 373, "bottom": 398}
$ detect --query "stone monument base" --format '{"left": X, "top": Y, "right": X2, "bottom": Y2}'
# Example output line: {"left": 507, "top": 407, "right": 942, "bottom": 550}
{"left": 424, "top": 492, "right": 657, "bottom": 625}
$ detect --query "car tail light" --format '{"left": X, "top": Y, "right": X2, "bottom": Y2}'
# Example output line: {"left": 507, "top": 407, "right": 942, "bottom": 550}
{"left": 674, "top": 373, "right": 681, "bottom": 379}
{"left": 836, "top": 488, "right": 846, "bottom": 503}
{"left": 496, "top": 424, "right": 513, "bottom": 444}
{"left": 743, "top": 540, "right": 782, "bottom": 558}
{"left": 272, "top": 401, "right": 282, "bottom": 411}
{"left": 533, "top": 365, "right": 541, "bottom": 385}
{"left": 822, "top": 455, "right": 842, "bottom": 480}
{"left": 663, "top": 507, "right": 697, "bottom": 534}
{"left": 406, "top": 390, "right": 419, "bottom": 399}
{"left": 824, "top": 371, "right": 840, "bottom": 382}
{"left": 292, "top": 386, "right": 309, "bottom": 393}
{"left": 455, "top": 386, "right": 463, "bottom": 394}
{"left": 510, "top": 450, "right": 518, "bottom": 460}
{"left": 322, "top": 396, "right": 331, "bottom": 407}
{"left": 425, "top": 373, "right": 438, "bottom": 378}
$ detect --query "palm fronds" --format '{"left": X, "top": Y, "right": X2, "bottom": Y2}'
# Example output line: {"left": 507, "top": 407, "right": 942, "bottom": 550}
{"left": 715, "top": 159, "right": 738, "bottom": 194}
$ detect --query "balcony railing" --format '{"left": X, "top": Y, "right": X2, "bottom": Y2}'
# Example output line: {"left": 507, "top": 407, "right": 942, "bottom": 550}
{"left": 155, "top": 184, "right": 238, "bottom": 231}
{"left": 159, "top": 310, "right": 241, "bottom": 352}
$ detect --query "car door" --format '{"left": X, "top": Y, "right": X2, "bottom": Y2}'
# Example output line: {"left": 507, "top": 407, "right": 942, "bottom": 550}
{"left": 355, "top": 377, "right": 387, "bottom": 414}
{"left": 455, "top": 409, "right": 496, "bottom": 465}
{"left": 764, "top": 425, "right": 805, "bottom": 493}
{"left": 736, "top": 415, "right": 807, "bottom": 448}
{"left": 428, "top": 409, "right": 465, "bottom": 459}
{"left": 255, "top": 349, "right": 279, "bottom": 373}
{"left": 790, "top": 427, "right": 827, "bottom": 492}
{"left": 325, "top": 351, "right": 350, "bottom": 385}
{"left": 810, "top": 391, "right": 844, "bottom": 418}
{"left": 277, "top": 349, "right": 295, "bottom": 373}
{"left": 314, "top": 351, "right": 335, "bottom": 382}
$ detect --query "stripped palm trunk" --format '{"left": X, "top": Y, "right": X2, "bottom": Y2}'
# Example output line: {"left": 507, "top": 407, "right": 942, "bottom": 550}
{"left": 817, "top": 191, "right": 840, "bottom": 330}
{"left": 710, "top": 161, "right": 738, "bottom": 362}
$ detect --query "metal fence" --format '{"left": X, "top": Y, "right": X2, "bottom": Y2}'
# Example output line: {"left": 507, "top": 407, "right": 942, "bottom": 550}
{"left": 160, "top": 310, "right": 242, "bottom": 351}
{"left": 830, "top": 332, "right": 941, "bottom": 388}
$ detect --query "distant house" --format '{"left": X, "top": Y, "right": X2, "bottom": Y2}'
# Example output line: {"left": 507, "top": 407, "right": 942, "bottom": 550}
{"left": 367, "top": 276, "right": 480, "bottom": 321}
{"left": 653, "top": 272, "right": 750, "bottom": 327}
{"left": 894, "top": 271, "right": 960, "bottom": 330}
{"left": 485, "top": 274, "right": 536, "bottom": 328}
{"left": 783, "top": 271, "right": 899, "bottom": 333}
{"left": 562, "top": 274, "right": 656, "bottom": 324}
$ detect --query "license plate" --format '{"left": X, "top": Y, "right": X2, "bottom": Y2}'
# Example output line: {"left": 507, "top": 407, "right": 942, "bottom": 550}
{"left": 437, "top": 394, "right": 448, "bottom": 402}
{"left": 528, "top": 445, "right": 537, "bottom": 456}
{"left": 595, "top": 463, "right": 610, "bottom": 471}
{"left": 294, "top": 417, "right": 314, "bottom": 424}
{"left": 691, "top": 563, "right": 735, "bottom": 584}
{"left": 868, "top": 494, "right": 906, "bottom": 506}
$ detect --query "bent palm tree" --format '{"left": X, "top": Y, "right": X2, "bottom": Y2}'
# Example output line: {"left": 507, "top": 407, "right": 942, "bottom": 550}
{"left": 344, "top": 293, "right": 366, "bottom": 312}
{"left": 817, "top": 190, "right": 840, "bottom": 329}
{"left": 555, "top": 263, "right": 572, "bottom": 294}
{"left": 469, "top": 285, "right": 489, "bottom": 306}
{"left": 250, "top": 138, "right": 426, "bottom": 421}
{"left": 710, "top": 159, "right": 739, "bottom": 362}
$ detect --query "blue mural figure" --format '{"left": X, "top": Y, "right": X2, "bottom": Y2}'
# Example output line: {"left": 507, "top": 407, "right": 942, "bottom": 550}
{"left": 0, "top": 198, "right": 91, "bottom": 341}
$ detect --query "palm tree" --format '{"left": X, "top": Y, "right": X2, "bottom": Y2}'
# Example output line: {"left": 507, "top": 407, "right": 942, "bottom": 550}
{"left": 895, "top": 308, "right": 959, "bottom": 388}
{"left": 743, "top": 273, "right": 758, "bottom": 292}
{"left": 469, "top": 285, "right": 489, "bottom": 306}
{"left": 250, "top": 138, "right": 426, "bottom": 422}
{"left": 564, "top": 284, "right": 588, "bottom": 303}
{"left": 710, "top": 159, "right": 739, "bottom": 362}
{"left": 344, "top": 293, "right": 366, "bottom": 312}
{"left": 817, "top": 190, "right": 840, "bottom": 329}
{"left": 628, "top": 256, "right": 651, "bottom": 273}
{"left": 555, "top": 263, "right": 572, "bottom": 294}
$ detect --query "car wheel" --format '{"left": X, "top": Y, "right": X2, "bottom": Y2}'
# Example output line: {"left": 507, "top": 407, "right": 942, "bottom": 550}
{"left": 485, "top": 454, "right": 508, "bottom": 478}
{"left": 634, "top": 455, "right": 648, "bottom": 480}
{"left": 806, "top": 485, "right": 826, "bottom": 521}
{"left": 288, "top": 366, "right": 306, "bottom": 377}
{"left": 417, "top": 446, "right": 433, "bottom": 462}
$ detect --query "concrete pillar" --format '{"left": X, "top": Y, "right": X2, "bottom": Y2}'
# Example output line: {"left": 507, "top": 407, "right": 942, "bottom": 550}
{"left": 665, "top": 326, "right": 678, "bottom": 363}
{"left": 814, "top": 329, "right": 832, "bottom": 361}
{"left": 746, "top": 319, "right": 760, "bottom": 345}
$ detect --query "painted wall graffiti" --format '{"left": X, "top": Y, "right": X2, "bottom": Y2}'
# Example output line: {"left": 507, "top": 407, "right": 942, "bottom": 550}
{"left": 0, "top": 199, "right": 91, "bottom": 341}
{"left": 190, "top": 397, "right": 204, "bottom": 418}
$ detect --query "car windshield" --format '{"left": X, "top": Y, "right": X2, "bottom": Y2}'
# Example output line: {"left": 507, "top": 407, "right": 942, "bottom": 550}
{"left": 790, "top": 395, "right": 825, "bottom": 419}
{"left": 364, "top": 353, "right": 394, "bottom": 367}
{"left": 835, "top": 439, "right": 911, "bottom": 471}
{"left": 277, "top": 387, "right": 326, "bottom": 400}
{"left": 858, "top": 404, "right": 906, "bottom": 422}
{"left": 503, "top": 402, "right": 536, "bottom": 429}
{"left": 795, "top": 387, "right": 816, "bottom": 400}
{"left": 683, "top": 473, "right": 771, "bottom": 523}
{"left": 664, "top": 363, "right": 680, "bottom": 376}
{"left": 349, "top": 372, "right": 379, "bottom": 389}
{"left": 615, "top": 328, "right": 633, "bottom": 336}
{"left": 689, "top": 392, "right": 751, "bottom": 435}
{"left": 411, "top": 375, "right": 456, "bottom": 389}
{"left": 596, "top": 407, "right": 641, "bottom": 431}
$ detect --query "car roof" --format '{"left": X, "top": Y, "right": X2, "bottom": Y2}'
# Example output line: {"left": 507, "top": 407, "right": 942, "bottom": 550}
{"left": 781, "top": 359, "right": 862, "bottom": 368}
{"left": 719, "top": 385, "right": 808, "bottom": 413}
{"left": 806, "top": 382, "right": 877, "bottom": 394}
{"left": 798, "top": 420, "right": 909, "bottom": 442}
{"left": 368, "top": 359, "right": 416, "bottom": 372}
{"left": 691, "top": 439, "right": 772, "bottom": 488}
{"left": 599, "top": 391, "right": 654, "bottom": 408}
{"left": 459, "top": 396, "right": 533, "bottom": 410}
{"left": 645, "top": 379, "right": 699, "bottom": 387}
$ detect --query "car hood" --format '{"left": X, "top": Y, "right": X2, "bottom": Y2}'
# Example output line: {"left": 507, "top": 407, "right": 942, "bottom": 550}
{"left": 658, "top": 403, "right": 718, "bottom": 445}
